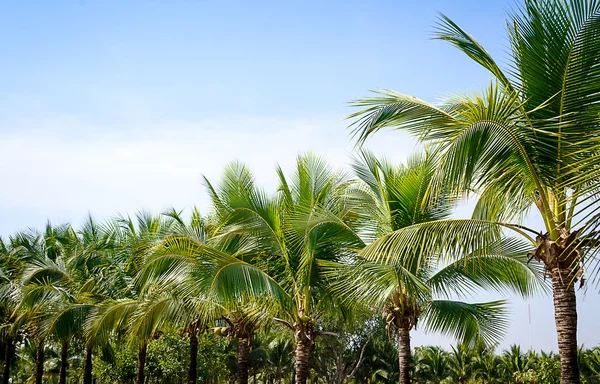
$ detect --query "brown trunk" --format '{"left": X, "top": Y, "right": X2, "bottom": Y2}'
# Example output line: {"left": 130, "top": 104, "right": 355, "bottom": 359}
{"left": 236, "top": 337, "right": 251, "bottom": 384}
{"left": 397, "top": 328, "right": 411, "bottom": 384}
{"left": 34, "top": 338, "right": 44, "bottom": 384}
{"left": 293, "top": 333, "right": 310, "bottom": 384}
{"left": 136, "top": 342, "right": 148, "bottom": 384}
{"left": 2, "top": 337, "right": 13, "bottom": 384}
{"left": 83, "top": 344, "right": 93, "bottom": 384}
{"left": 188, "top": 328, "right": 198, "bottom": 384}
{"left": 551, "top": 268, "right": 580, "bottom": 384}
{"left": 58, "top": 340, "right": 69, "bottom": 384}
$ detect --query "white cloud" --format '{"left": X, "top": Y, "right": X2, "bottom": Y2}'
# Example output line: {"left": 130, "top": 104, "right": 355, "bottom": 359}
{"left": 0, "top": 114, "right": 419, "bottom": 223}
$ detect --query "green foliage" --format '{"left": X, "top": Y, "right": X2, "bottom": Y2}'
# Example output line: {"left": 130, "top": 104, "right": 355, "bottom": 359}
{"left": 93, "top": 332, "right": 235, "bottom": 384}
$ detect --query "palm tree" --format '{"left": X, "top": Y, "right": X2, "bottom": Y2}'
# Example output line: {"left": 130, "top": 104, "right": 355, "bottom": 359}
{"left": 134, "top": 207, "right": 278, "bottom": 384}
{"left": 580, "top": 347, "right": 600, "bottom": 382}
{"left": 348, "top": 2, "right": 600, "bottom": 382}
{"left": 0, "top": 235, "right": 28, "bottom": 384}
{"left": 446, "top": 343, "right": 475, "bottom": 384}
{"left": 413, "top": 346, "right": 447, "bottom": 384}
{"left": 327, "top": 151, "right": 543, "bottom": 384}
{"left": 12, "top": 223, "right": 70, "bottom": 384}
{"left": 202, "top": 155, "right": 365, "bottom": 384}
{"left": 87, "top": 212, "right": 178, "bottom": 384}
{"left": 20, "top": 217, "right": 122, "bottom": 384}
{"left": 500, "top": 345, "right": 535, "bottom": 383}
{"left": 473, "top": 345, "right": 503, "bottom": 384}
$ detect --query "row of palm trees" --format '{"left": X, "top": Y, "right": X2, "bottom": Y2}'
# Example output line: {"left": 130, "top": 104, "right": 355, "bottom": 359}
{"left": 1, "top": 151, "right": 542, "bottom": 384}
{"left": 409, "top": 344, "right": 600, "bottom": 384}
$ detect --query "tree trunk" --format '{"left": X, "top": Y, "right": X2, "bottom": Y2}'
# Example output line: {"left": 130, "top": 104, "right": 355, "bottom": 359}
{"left": 551, "top": 268, "right": 580, "bottom": 384}
{"left": 293, "top": 334, "right": 310, "bottom": 384}
{"left": 236, "top": 337, "right": 251, "bottom": 384}
{"left": 34, "top": 338, "right": 44, "bottom": 384}
{"left": 58, "top": 340, "right": 69, "bottom": 384}
{"left": 83, "top": 344, "right": 93, "bottom": 384}
{"left": 136, "top": 342, "right": 148, "bottom": 384}
{"left": 397, "top": 328, "right": 411, "bottom": 384}
{"left": 188, "top": 328, "right": 198, "bottom": 384}
{"left": 2, "top": 337, "right": 13, "bottom": 384}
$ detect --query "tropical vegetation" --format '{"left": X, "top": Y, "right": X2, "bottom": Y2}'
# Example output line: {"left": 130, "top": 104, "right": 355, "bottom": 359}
{"left": 349, "top": 0, "right": 600, "bottom": 382}
{"left": 2, "top": 1, "right": 600, "bottom": 383}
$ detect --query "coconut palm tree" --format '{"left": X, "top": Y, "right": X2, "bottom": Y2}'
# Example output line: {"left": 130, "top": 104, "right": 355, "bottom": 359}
{"left": 326, "top": 151, "right": 543, "bottom": 384}
{"left": 500, "top": 345, "right": 535, "bottom": 383}
{"left": 446, "top": 343, "right": 475, "bottom": 384}
{"left": 0, "top": 235, "right": 29, "bottom": 384}
{"left": 580, "top": 347, "right": 600, "bottom": 382}
{"left": 86, "top": 212, "right": 178, "bottom": 384}
{"left": 202, "top": 155, "right": 365, "bottom": 384}
{"left": 348, "top": 2, "right": 600, "bottom": 382}
{"left": 134, "top": 206, "right": 279, "bottom": 384}
{"left": 11, "top": 223, "right": 70, "bottom": 384}
{"left": 20, "top": 217, "right": 122, "bottom": 384}
{"left": 413, "top": 346, "right": 448, "bottom": 384}
{"left": 473, "top": 345, "right": 503, "bottom": 384}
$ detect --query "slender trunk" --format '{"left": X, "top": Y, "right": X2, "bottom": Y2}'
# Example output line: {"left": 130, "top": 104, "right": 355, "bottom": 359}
{"left": 136, "top": 342, "right": 148, "bottom": 384}
{"left": 34, "top": 338, "right": 44, "bottom": 384}
{"left": 551, "top": 268, "right": 580, "bottom": 384}
{"left": 188, "top": 329, "right": 198, "bottom": 384}
{"left": 58, "top": 340, "right": 69, "bottom": 384}
{"left": 397, "top": 328, "right": 411, "bottom": 384}
{"left": 236, "top": 337, "right": 251, "bottom": 384}
{"left": 2, "top": 337, "right": 13, "bottom": 384}
{"left": 293, "top": 334, "right": 310, "bottom": 384}
{"left": 83, "top": 344, "right": 93, "bottom": 384}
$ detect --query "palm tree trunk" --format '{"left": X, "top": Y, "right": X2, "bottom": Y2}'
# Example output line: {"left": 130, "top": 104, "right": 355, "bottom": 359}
{"left": 293, "top": 334, "right": 310, "bottom": 384}
{"left": 2, "top": 336, "right": 13, "bottom": 384}
{"left": 83, "top": 344, "right": 93, "bottom": 384}
{"left": 136, "top": 342, "right": 148, "bottom": 384}
{"left": 551, "top": 268, "right": 580, "bottom": 384}
{"left": 34, "top": 338, "right": 44, "bottom": 384}
{"left": 236, "top": 337, "right": 251, "bottom": 384}
{"left": 58, "top": 340, "right": 69, "bottom": 384}
{"left": 188, "top": 328, "right": 198, "bottom": 384}
{"left": 397, "top": 328, "right": 411, "bottom": 384}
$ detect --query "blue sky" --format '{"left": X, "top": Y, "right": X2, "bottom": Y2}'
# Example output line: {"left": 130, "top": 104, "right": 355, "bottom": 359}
{"left": 1, "top": 0, "right": 598, "bottom": 352}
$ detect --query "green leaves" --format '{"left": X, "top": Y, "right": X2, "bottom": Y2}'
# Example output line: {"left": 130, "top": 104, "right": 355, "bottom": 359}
{"left": 348, "top": 1, "right": 600, "bottom": 250}
{"left": 422, "top": 300, "right": 509, "bottom": 347}
{"left": 348, "top": 90, "right": 457, "bottom": 145}
{"left": 433, "top": 13, "right": 514, "bottom": 91}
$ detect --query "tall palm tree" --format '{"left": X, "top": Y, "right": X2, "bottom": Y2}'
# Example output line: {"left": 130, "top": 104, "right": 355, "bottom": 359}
{"left": 348, "top": 2, "right": 600, "bottom": 382}
{"left": 0, "top": 235, "right": 28, "bottom": 384}
{"left": 12, "top": 223, "right": 70, "bottom": 384}
{"left": 202, "top": 155, "right": 365, "bottom": 384}
{"left": 327, "top": 151, "right": 542, "bottom": 384}
{"left": 86, "top": 212, "right": 177, "bottom": 384}
{"left": 20, "top": 217, "right": 122, "bottom": 384}
{"left": 134, "top": 207, "right": 277, "bottom": 384}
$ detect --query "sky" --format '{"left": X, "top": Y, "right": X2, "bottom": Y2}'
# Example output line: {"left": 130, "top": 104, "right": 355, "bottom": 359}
{"left": 0, "top": 0, "right": 598, "bottom": 352}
